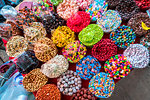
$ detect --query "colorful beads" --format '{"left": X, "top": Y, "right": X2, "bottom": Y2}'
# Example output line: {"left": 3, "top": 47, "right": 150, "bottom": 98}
{"left": 110, "top": 25, "right": 136, "bottom": 49}
{"left": 97, "top": 10, "right": 122, "bottom": 32}
{"left": 62, "top": 40, "right": 87, "bottom": 63}
{"left": 36, "top": 84, "right": 61, "bottom": 100}
{"left": 140, "top": 32, "right": 150, "bottom": 51}
{"left": 79, "top": 24, "right": 103, "bottom": 46}
{"left": 86, "top": 0, "right": 108, "bottom": 21}
{"left": 67, "top": 11, "right": 90, "bottom": 33}
{"left": 104, "top": 54, "right": 132, "bottom": 79}
{"left": 51, "top": 26, "right": 75, "bottom": 47}
{"left": 123, "top": 44, "right": 149, "bottom": 68}
{"left": 88, "top": 72, "right": 115, "bottom": 98}
{"left": 76, "top": 55, "right": 101, "bottom": 80}
{"left": 92, "top": 39, "right": 117, "bottom": 61}
{"left": 32, "top": 0, "right": 54, "bottom": 18}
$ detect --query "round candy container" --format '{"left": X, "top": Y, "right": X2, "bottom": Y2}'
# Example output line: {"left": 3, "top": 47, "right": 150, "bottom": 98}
{"left": 106, "top": 0, "right": 120, "bottom": 9}
{"left": 115, "top": 0, "right": 140, "bottom": 20}
{"left": 36, "top": 84, "right": 61, "bottom": 100}
{"left": 34, "top": 37, "right": 57, "bottom": 62}
{"left": 41, "top": 55, "right": 69, "bottom": 78}
{"left": 79, "top": 24, "right": 103, "bottom": 46}
{"left": 104, "top": 54, "right": 132, "bottom": 79}
{"left": 50, "top": 0, "right": 63, "bottom": 6}
{"left": 32, "top": 0, "right": 54, "bottom": 18}
{"left": 71, "top": 88, "right": 95, "bottom": 100}
{"left": 6, "top": 36, "right": 28, "bottom": 57}
{"left": 86, "top": 0, "right": 108, "bottom": 22}
{"left": 97, "top": 10, "right": 122, "bottom": 33}
{"left": 42, "top": 12, "right": 65, "bottom": 34}
{"left": 110, "top": 25, "right": 136, "bottom": 49}
{"left": 23, "top": 68, "right": 48, "bottom": 92}
{"left": 15, "top": 6, "right": 37, "bottom": 30}
{"left": 140, "top": 32, "right": 150, "bottom": 51}
{"left": 57, "top": 70, "right": 82, "bottom": 96}
{"left": 57, "top": 0, "right": 79, "bottom": 20}
{"left": 74, "top": 0, "right": 93, "bottom": 10}
{"left": 135, "top": 0, "right": 150, "bottom": 10}
{"left": 67, "top": 11, "right": 90, "bottom": 33}
{"left": 123, "top": 44, "right": 149, "bottom": 68}
{"left": 92, "top": 39, "right": 117, "bottom": 61}
{"left": 128, "top": 12, "right": 150, "bottom": 36}
{"left": 89, "top": 72, "right": 115, "bottom": 98}
{"left": 51, "top": 26, "right": 75, "bottom": 47}
{"left": 62, "top": 40, "right": 87, "bottom": 63}
{"left": 76, "top": 55, "right": 101, "bottom": 80}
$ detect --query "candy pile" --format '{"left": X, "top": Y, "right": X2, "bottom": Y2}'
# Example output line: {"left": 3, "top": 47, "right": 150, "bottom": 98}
{"left": 140, "top": 32, "right": 150, "bottom": 51}
{"left": 135, "top": 0, "right": 150, "bottom": 10}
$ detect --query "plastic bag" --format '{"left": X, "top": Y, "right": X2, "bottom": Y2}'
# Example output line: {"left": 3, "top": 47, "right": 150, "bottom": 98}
{"left": 0, "top": 72, "right": 35, "bottom": 100}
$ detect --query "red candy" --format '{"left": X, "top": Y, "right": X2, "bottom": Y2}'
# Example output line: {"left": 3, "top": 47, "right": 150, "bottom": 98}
{"left": 135, "top": 0, "right": 150, "bottom": 10}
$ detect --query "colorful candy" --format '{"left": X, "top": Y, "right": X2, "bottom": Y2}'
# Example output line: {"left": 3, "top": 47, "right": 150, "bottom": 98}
{"left": 76, "top": 55, "right": 101, "bottom": 80}
{"left": 97, "top": 10, "right": 122, "bottom": 32}
{"left": 79, "top": 24, "right": 103, "bottom": 46}
{"left": 50, "top": 0, "right": 63, "bottom": 6}
{"left": 123, "top": 44, "right": 149, "bottom": 68}
{"left": 92, "top": 39, "right": 117, "bottom": 61}
{"left": 89, "top": 72, "right": 115, "bottom": 98}
{"left": 140, "top": 32, "right": 150, "bottom": 51}
{"left": 75, "top": 0, "right": 93, "bottom": 10}
{"left": 135, "top": 0, "right": 150, "bottom": 10}
{"left": 51, "top": 26, "right": 75, "bottom": 47}
{"left": 110, "top": 25, "right": 136, "bottom": 49}
{"left": 86, "top": 0, "right": 108, "bottom": 21}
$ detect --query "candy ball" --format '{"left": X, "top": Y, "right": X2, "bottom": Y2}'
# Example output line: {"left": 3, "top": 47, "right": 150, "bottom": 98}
{"left": 57, "top": 0, "right": 79, "bottom": 20}
{"left": 140, "top": 32, "right": 150, "bottom": 51}
{"left": 92, "top": 39, "right": 117, "bottom": 61}
{"left": 62, "top": 40, "right": 87, "bottom": 63}
{"left": 97, "top": 10, "right": 122, "bottom": 32}
{"left": 104, "top": 54, "right": 132, "bottom": 79}
{"left": 67, "top": 11, "right": 90, "bottom": 33}
{"left": 71, "top": 88, "right": 95, "bottom": 100}
{"left": 86, "top": 0, "right": 108, "bottom": 21}
{"left": 41, "top": 55, "right": 69, "bottom": 78}
{"left": 115, "top": 0, "right": 140, "bottom": 20}
{"left": 76, "top": 55, "right": 101, "bottom": 80}
{"left": 106, "top": 0, "right": 120, "bottom": 9}
{"left": 51, "top": 26, "right": 75, "bottom": 47}
{"left": 36, "top": 84, "right": 61, "bottom": 100}
{"left": 74, "top": 0, "right": 93, "bottom": 10}
{"left": 6, "top": 36, "right": 28, "bottom": 57}
{"left": 110, "top": 25, "right": 136, "bottom": 49}
{"left": 89, "top": 72, "right": 115, "bottom": 98}
{"left": 34, "top": 37, "right": 57, "bottom": 62}
{"left": 23, "top": 68, "right": 48, "bottom": 92}
{"left": 57, "top": 70, "right": 82, "bottom": 96}
{"left": 79, "top": 24, "right": 104, "bottom": 46}
{"left": 128, "top": 12, "right": 150, "bottom": 36}
{"left": 123, "top": 44, "right": 149, "bottom": 68}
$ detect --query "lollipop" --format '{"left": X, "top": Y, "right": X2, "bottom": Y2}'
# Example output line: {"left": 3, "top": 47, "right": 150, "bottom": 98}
{"left": 62, "top": 40, "right": 87, "bottom": 63}
{"left": 57, "top": 0, "right": 79, "bottom": 20}
{"left": 97, "top": 10, "right": 122, "bottom": 32}
{"left": 41, "top": 55, "right": 69, "bottom": 78}
{"left": 50, "top": 0, "right": 63, "bottom": 6}
{"left": 23, "top": 68, "right": 48, "bottom": 92}
{"left": 92, "top": 39, "right": 117, "bottom": 61}
{"left": 110, "top": 25, "right": 136, "bottom": 49}
{"left": 67, "top": 11, "right": 90, "bottom": 33}
{"left": 36, "top": 84, "right": 61, "bottom": 100}
{"left": 86, "top": 0, "right": 108, "bottom": 21}
{"left": 32, "top": 0, "right": 54, "bottom": 18}
{"left": 6, "top": 36, "right": 28, "bottom": 57}
{"left": 79, "top": 24, "right": 103, "bottom": 46}
{"left": 71, "top": 88, "right": 95, "bottom": 100}
{"left": 104, "top": 54, "right": 132, "bottom": 79}
{"left": 123, "top": 44, "right": 149, "bottom": 68}
{"left": 128, "top": 12, "right": 150, "bottom": 36}
{"left": 76, "top": 55, "right": 101, "bottom": 80}
{"left": 89, "top": 72, "right": 115, "bottom": 98}
{"left": 140, "top": 32, "right": 150, "bottom": 51}
{"left": 57, "top": 70, "right": 82, "bottom": 96}
{"left": 135, "top": 0, "right": 150, "bottom": 10}
{"left": 116, "top": 0, "right": 140, "bottom": 20}
{"left": 51, "top": 26, "right": 75, "bottom": 47}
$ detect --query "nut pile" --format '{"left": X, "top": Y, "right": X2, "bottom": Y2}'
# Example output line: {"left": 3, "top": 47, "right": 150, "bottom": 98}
{"left": 57, "top": 70, "right": 82, "bottom": 96}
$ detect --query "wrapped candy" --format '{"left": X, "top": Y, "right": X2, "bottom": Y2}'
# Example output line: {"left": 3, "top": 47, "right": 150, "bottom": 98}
{"left": 97, "top": 10, "right": 122, "bottom": 32}
{"left": 51, "top": 26, "right": 75, "bottom": 47}
{"left": 0, "top": 23, "right": 12, "bottom": 40}
{"left": 41, "top": 55, "right": 69, "bottom": 78}
{"left": 62, "top": 40, "right": 87, "bottom": 63}
{"left": 79, "top": 24, "right": 103, "bottom": 46}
